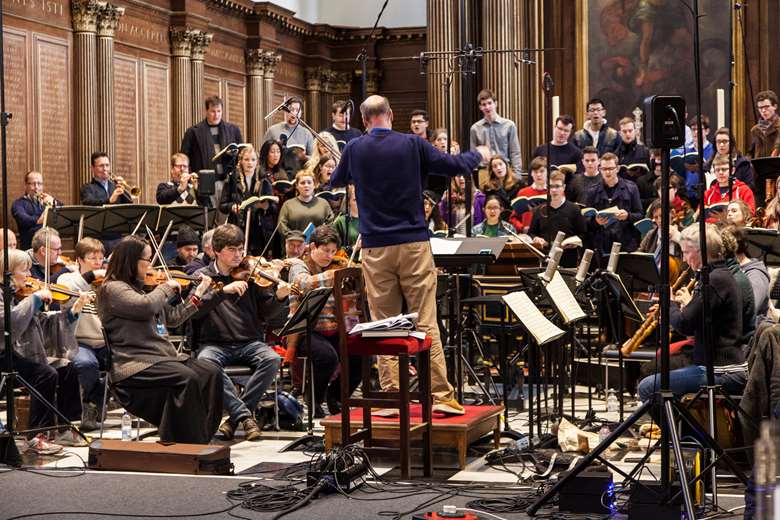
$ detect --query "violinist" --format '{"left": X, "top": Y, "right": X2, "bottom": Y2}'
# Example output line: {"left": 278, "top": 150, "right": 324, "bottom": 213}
{"left": 190, "top": 224, "right": 283, "bottom": 441}
{"left": 12, "top": 171, "right": 61, "bottom": 250}
{"left": 0, "top": 228, "right": 17, "bottom": 250}
{"left": 638, "top": 199, "right": 682, "bottom": 259}
{"left": 168, "top": 225, "right": 200, "bottom": 269}
{"left": 57, "top": 238, "right": 107, "bottom": 431}
{"left": 184, "top": 229, "right": 215, "bottom": 274}
{"left": 220, "top": 144, "right": 279, "bottom": 257}
{"left": 332, "top": 184, "right": 360, "bottom": 254}
{"left": 1, "top": 248, "right": 92, "bottom": 450}
{"left": 287, "top": 224, "right": 361, "bottom": 417}
{"left": 96, "top": 235, "right": 222, "bottom": 444}
{"left": 27, "top": 227, "right": 67, "bottom": 283}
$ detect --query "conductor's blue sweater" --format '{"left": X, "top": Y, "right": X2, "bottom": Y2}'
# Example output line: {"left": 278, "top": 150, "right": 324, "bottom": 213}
{"left": 331, "top": 128, "right": 481, "bottom": 248}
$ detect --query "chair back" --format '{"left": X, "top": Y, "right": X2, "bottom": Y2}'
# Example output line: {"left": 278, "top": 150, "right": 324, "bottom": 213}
{"left": 332, "top": 267, "right": 368, "bottom": 341}
{"left": 100, "top": 327, "right": 114, "bottom": 381}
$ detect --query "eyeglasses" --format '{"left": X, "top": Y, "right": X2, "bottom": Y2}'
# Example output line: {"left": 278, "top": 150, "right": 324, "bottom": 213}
{"left": 715, "top": 139, "right": 730, "bottom": 145}
{"left": 174, "top": 164, "right": 189, "bottom": 170}
{"left": 549, "top": 184, "right": 564, "bottom": 189}
{"left": 587, "top": 107, "right": 605, "bottom": 113}
{"left": 601, "top": 166, "right": 619, "bottom": 172}
{"left": 140, "top": 257, "right": 152, "bottom": 263}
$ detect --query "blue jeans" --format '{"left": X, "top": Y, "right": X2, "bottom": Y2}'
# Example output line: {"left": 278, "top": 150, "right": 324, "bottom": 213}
{"left": 72, "top": 345, "right": 108, "bottom": 404}
{"left": 197, "top": 340, "right": 281, "bottom": 424}
{"left": 637, "top": 364, "right": 747, "bottom": 403}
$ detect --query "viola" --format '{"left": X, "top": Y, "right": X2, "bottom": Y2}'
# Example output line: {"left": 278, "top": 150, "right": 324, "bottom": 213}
{"left": 143, "top": 269, "right": 200, "bottom": 289}
{"left": 15, "top": 277, "right": 82, "bottom": 302}
{"left": 231, "top": 256, "right": 301, "bottom": 296}
{"left": 326, "top": 249, "right": 350, "bottom": 271}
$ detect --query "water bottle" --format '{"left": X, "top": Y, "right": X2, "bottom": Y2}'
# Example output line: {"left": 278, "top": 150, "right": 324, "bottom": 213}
{"left": 606, "top": 389, "right": 619, "bottom": 413}
{"left": 599, "top": 424, "right": 611, "bottom": 443}
{"left": 121, "top": 412, "right": 132, "bottom": 441}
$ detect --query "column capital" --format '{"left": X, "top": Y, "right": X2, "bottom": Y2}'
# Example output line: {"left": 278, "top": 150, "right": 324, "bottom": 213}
{"left": 246, "top": 49, "right": 267, "bottom": 76}
{"left": 330, "top": 71, "right": 352, "bottom": 95}
{"left": 96, "top": 4, "right": 125, "bottom": 38}
{"left": 72, "top": 0, "right": 104, "bottom": 33}
{"left": 169, "top": 27, "right": 193, "bottom": 58}
{"left": 320, "top": 69, "right": 338, "bottom": 93}
{"left": 262, "top": 51, "right": 281, "bottom": 79}
{"left": 189, "top": 31, "right": 213, "bottom": 62}
{"left": 355, "top": 68, "right": 381, "bottom": 94}
{"left": 304, "top": 66, "right": 325, "bottom": 92}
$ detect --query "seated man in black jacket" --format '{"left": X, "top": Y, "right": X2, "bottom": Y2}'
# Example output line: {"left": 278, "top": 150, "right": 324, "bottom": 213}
{"left": 191, "top": 224, "right": 285, "bottom": 441}
{"left": 637, "top": 223, "right": 747, "bottom": 404}
{"left": 156, "top": 153, "right": 210, "bottom": 206}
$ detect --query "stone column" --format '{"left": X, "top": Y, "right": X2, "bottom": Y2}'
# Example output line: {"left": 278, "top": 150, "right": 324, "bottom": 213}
{"left": 170, "top": 27, "right": 193, "bottom": 153}
{"left": 72, "top": 0, "right": 102, "bottom": 188}
{"left": 330, "top": 72, "right": 354, "bottom": 128}
{"left": 304, "top": 66, "right": 324, "bottom": 131}
{"left": 189, "top": 31, "right": 213, "bottom": 125}
{"left": 246, "top": 49, "right": 266, "bottom": 150}
{"left": 96, "top": 3, "right": 124, "bottom": 164}
{"left": 513, "top": 0, "right": 544, "bottom": 165}
{"left": 262, "top": 51, "right": 281, "bottom": 130}
{"left": 481, "top": 0, "right": 518, "bottom": 134}
{"left": 426, "top": 0, "right": 461, "bottom": 138}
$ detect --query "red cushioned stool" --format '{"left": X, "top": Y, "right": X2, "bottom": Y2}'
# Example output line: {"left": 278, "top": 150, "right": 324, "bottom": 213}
{"left": 333, "top": 267, "right": 432, "bottom": 479}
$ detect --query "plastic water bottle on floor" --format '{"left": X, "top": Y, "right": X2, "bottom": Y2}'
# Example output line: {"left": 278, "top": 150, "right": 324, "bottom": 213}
{"left": 599, "top": 424, "right": 611, "bottom": 443}
{"left": 606, "top": 389, "right": 619, "bottom": 413}
{"left": 121, "top": 412, "right": 132, "bottom": 441}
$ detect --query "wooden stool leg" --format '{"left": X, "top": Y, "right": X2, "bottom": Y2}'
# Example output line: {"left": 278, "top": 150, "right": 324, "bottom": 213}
{"left": 399, "top": 352, "right": 410, "bottom": 480}
{"left": 419, "top": 350, "right": 433, "bottom": 477}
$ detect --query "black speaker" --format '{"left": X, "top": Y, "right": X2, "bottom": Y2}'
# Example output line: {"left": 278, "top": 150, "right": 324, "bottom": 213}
{"left": 197, "top": 169, "right": 216, "bottom": 196}
{"left": 643, "top": 95, "right": 686, "bottom": 149}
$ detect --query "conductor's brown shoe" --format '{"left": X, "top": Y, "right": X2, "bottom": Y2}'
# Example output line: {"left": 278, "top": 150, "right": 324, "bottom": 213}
{"left": 242, "top": 418, "right": 262, "bottom": 441}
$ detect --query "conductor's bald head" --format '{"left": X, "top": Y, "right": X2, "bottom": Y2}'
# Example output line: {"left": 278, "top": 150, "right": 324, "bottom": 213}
{"left": 361, "top": 95, "right": 393, "bottom": 129}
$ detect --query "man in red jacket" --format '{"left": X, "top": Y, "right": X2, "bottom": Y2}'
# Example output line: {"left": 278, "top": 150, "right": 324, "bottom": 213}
{"left": 703, "top": 155, "right": 755, "bottom": 222}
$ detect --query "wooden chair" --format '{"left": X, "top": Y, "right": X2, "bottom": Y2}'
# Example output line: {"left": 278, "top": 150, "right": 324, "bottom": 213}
{"left": 332, "top": 267, "right": 433, "bottom": 479}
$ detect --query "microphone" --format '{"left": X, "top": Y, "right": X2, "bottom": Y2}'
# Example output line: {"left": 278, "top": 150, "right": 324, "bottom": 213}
{"left": 263, "top": 96, "right": 293, "bottom": 120}
{"left": 606, "top": 242, "right": 621, "bottom": 274}
{"left": 575, "top": 249, "right": 594, "bottom": 285}
{"left": 540, "top": 246, "right": 563, "bottom": 283}
{"left": 212, "top": 142, "right": 239, "bottom": 162}
{"left": 548, "top": 231, "right": 566, "bottom": 258}
{"left": 345, "top": 99, "right": 354, "bottom": 131}
{"left": 543, "top": 72, "right": 554, "bottom": 92}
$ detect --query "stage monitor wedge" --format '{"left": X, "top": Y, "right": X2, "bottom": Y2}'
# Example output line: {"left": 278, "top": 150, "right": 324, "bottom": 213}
{"left": 643, "top": 95, "right": 686, "bottom": 149}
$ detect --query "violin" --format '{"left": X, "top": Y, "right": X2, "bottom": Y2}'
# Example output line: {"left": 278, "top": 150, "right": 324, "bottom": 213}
{"left": 143, "top": 269, "right": 200, "bottom": 290}
{"left": 231, "top": 256, "right": 302, "bottom": 296}
{"left": 326, "top": 249, "right": 350, "bottom": 271}
{"left": 15, "top": 277, "right": 82, "bottom": 302}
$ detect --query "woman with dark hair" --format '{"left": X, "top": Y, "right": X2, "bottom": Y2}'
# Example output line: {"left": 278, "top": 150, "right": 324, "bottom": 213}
{"left": 480, "top": 156, "right": 522, "bottom": 208}
{"left": 258, "top": 139, "right": 286, "bottom": 181}
{"left": 471, "top": 195, "right": 512, "bottom": 237}
{"left": 423, "top": 190, "right": 446, "bottom": 235}
{"left": 96, "top": 235, "right": 222, "bottom": 444}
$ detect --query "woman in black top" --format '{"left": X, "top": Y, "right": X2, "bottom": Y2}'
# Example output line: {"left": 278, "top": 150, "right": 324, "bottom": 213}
{"left": 480, "top": 156, "right": 522, "bottom": 208}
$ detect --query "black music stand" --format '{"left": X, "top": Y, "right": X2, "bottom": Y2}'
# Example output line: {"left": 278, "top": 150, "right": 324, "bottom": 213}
{"left": 276, "top": 286, "right": 332, "bottom": 453}
{"left": 751, "top": 156, "right": 780, "bottom": 205}
{"left": 432, "top": 237, "right": 505, "bottom": 403}
{"left": 745, "top": 227, "right": 780, "bottom": 266}
{"left": 156, "top": 205, "right": 217, "bottom": 233}
{"left": 617, "top": 252, "right": 661, "bottom": 293}
{"left": 48, "top": 205, "right": 105, "bottom": 241}
{"left": 101, "top": 204, "right": 159, "bottom": 236}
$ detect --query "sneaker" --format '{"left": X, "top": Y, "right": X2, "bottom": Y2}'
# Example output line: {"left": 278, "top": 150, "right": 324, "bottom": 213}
{"left": 81, "top": 402, "right": 99, "bottom": 432}
{"left": 53, "top": 430, "right": 90, "bottom": 447}
{"left": 433, "top": 399, "right": 466, "bottom": 415}
{"left": 27, "top": 434, "right": 63, "bottom": 455}
{"left": 242, "top": 418, "right": 262, "bottom": 441}
{"left": 218, "top": 419, "right": 235, "bottom": 440}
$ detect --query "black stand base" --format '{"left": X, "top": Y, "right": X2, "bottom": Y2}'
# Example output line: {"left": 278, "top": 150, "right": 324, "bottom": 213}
{"left": 0, "top": 433, "right": 21, "bottom": 467}
{"left": 279, "top": 433, "right": 324, "bottom": 453}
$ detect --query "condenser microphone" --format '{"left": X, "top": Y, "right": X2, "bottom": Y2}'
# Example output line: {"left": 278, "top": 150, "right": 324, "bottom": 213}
{"left": 540, "top": 246, "right": 563, "bottom": 283}
{"left": 549, "top": 231, "right": 566, "bottom": 258}
{"left": 575, "top": 249, "right": 594, "bottom": 284}
{"left": 606, "top": 242, "right": 621, "bottom": 274}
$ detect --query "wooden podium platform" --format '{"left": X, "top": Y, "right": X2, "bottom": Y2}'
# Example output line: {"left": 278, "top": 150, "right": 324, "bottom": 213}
{"left": 321, "top": 404, "right": 503, "bottom": 469}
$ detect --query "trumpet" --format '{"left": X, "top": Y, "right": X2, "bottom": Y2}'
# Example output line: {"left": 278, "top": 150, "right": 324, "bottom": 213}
{"left": 35, "top": 192, "right": 54, "bottom": 206}
{"left": 189, "top": 173, "right": 199, "bottom": 190}
{"left": 620, "top": 267, "right": 694, "bottom": 356}
{"left": 112, "top": 175, "right": 141, "bottom": 197}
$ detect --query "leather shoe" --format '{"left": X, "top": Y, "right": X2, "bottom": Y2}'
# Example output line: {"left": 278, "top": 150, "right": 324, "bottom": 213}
{"left": 242, "top": 418, "right": 262, "bottom": 441}
{"left": 218, "top": 419, "right": 235, "bottom": 440}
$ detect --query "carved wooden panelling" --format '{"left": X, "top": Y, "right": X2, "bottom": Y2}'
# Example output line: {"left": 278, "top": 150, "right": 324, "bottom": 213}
{"left": 203, "top": 75, "right": 221, "bottom": 107}
{"left": 226, "top": 81, "right": 245, "bottom": 138}
{"left": 34, "top": 36, "right": 71, "bottom": 204}
{"left": 113, "top": 54, "right": 139, "bottom": 188}
{"left": 4, "top": 29, "right": 29, "bottom": 200}
{"left": 141, "top": 61, "right": 169, "bottom": 204}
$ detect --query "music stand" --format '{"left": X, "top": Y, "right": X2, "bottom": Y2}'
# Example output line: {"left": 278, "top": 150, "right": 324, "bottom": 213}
{"left": 48, "top": 205, "right": 105, "bottom": 241}
{"left": 156, "top": 205, "right": 217, "bottom": 233}
{"left": 751, "top": 156, "right": 780, "bottom": 204}
{"left": 744, "top": 227, "right": 780, "bottom": 266}
{"left": 101, "top": 204, "right": 159, "bottom": 236}
{"left": 432, "top": 237, "right": 505, "bottom": 403}
{"left": 276, "top": 286, "right": 332, "bottom": 452}
{"left": 617, "top": 252, "right": 661, "bottom": 293}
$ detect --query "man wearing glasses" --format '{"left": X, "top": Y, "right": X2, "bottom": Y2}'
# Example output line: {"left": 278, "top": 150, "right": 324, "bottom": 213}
{"left": 156, "top": 153, "right": 209, "bottom": 206}
{"left": 749, "top": 90, "right": 780, "bottom": 159}
{"left": 12, "top": 171, "right": 62, "bottom": 250}
{"left": 585, "top": 152, "right": 643, "bottom": 260}
{"left": 27, "top": 227, "right": 66, "bottom": 283}
{"left": 573, "top": 98, "right": 621, "bottom": 156}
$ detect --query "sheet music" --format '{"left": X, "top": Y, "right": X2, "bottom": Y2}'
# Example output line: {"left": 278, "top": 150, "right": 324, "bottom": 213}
{"left": 502, "top": 291, "right": 565, "bottom": 346}
{"left": 541, "top": 271, "right": 586, "bottom": 324}
{"left": 430, "top": 237, "right": 461, "bottom": 255}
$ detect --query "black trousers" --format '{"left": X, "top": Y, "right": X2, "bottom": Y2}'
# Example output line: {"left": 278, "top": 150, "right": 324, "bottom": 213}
{"left": 297, "top": 332, "right": 362, "bottom": 406}
{"left": 113, "top": 359, "right": 223, "bottom": 444}
{"left": 12, "top": 355, "right": 81, "bottom": 431}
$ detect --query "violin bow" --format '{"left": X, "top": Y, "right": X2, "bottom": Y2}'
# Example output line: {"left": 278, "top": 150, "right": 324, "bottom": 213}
{"left": 150, "top": 219, "right": 174, "bottom": 267}
{"left": 130, "top": 211, "right": 148, "bottom": 237}
{"left": 243, "top": 208, "right": 252, "bottom": 254}
{"left": 145, "top": 225, "right": 184, "bottom": 304}
{"left": 258, "top": 218, "right": 282, "bottom": 259}
{"left": 347, "top": 234, "right": 361, "bottom": 268}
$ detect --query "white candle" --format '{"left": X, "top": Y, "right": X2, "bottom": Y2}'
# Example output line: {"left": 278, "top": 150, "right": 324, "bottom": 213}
{"left": 552, "top": 96, "right": 560, "bottom": 127}
{"left": 717, "top": 89, "right": 725, "bottom": 129}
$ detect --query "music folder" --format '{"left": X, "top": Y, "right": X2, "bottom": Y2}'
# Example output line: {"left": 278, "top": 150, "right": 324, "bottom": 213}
{"left": 48, "top": 205, "right": 105, "bottom": 239}
{"left": 156, "top": 205, "right": 217, "bottom": 233}
{"left": 101, "top": 204, "right": 160, "bottom": 236}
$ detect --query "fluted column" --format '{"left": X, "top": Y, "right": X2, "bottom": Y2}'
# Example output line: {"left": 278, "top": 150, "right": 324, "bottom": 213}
{"left": 305, "top": 66, "right": 324, "bottom": 131}
{"left": 426, "top": 0, "right": 461, "bottom": 136}
{"left": 246, "top": 49, "right": 266, "bottom": 150}
{"left": 72, "top": 0, "right": 101, "bottom": 188}
{"left": 190, "top": 31, "right": 213, "bottom": 125}
{"left": 481, "top": 0, "right": 518, "bottom": 133}
{"left": 96, "top": 3, "right": 124, "bottom": 164}
{"left": 514, "top": 0, "right": 544, "bottom": 164}
{"left": 330, "top": 72, "right": 353, "bottom": 127}
{"left": 262, "top": 51, "right": 281, "bottom": 126}
{"left": 170, "top": 28, "right": 193, "bottom": 152}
